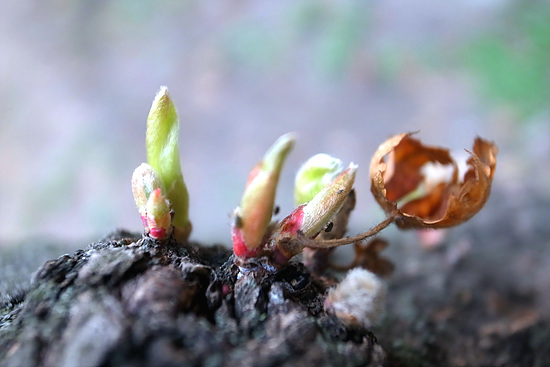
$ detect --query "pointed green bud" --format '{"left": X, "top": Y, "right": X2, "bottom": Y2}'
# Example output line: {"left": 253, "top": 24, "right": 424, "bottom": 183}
{"left": 232, "top": 133, "right": 295, "bottom": 258}
{"left": 295, "top": 153, "right": 344, "bottom": 205}
{"left": 146, "top": 86, "right": 190, "bottom": 240}
{"left": 273, "top": 163, "right": 358, "bottom": 262}
{"left": 300, "top": 163, "right": 357, "bottom": 237}
{"left": 284, "top": 163, "right": 357, "bottom": 237}
{"left": 131, "top": 163, "right": 165, "bottom": 216}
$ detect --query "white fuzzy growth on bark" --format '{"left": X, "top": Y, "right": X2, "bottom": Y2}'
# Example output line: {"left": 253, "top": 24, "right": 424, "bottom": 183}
{"left": 325, "top": 268, "right": 386, "bottom": 328}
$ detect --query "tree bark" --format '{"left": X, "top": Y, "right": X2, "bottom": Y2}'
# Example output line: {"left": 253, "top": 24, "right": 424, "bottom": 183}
{"left": 0, "top": 230, "right": 384, "bottom": 367}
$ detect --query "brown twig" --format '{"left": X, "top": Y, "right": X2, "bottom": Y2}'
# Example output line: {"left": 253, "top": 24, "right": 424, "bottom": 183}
{"left": 308, "top": 215, "right": 396, "bottom": 249}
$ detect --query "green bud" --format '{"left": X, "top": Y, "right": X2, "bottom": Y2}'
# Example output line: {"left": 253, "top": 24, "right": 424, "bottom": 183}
{"left": 131, "top": 163, "right": 165, "bottom": 216}
{"left": 145, "top": 188, "right": 173, "bottom": 240}
{"left": 146, "top": 86, "right": 190, "bottom": 240}
{"left": 233, "top": 133, "right": 295, "bottom": 255}
{"left": 295, "top": 153, "right": 344, "bottom": 205}
{"left": 300, "top": 163, "right": 357, "bottom": 237}
{"left": 273, "top": 163, "right": 358, "bottom": 262}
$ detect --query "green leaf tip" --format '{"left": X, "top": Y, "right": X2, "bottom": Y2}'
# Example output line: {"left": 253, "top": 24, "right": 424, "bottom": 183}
{"left": 295, "top": 153, "right": 344, "bottom": 205}
{"left": 234, "top": 133, "right": 296, "bottom": 254}
{"left": 146, "top": 86, "right": 191, "bottom": 240}
{"left": 300, "top": 163, "right": 357, "bottom": 237}
{"left": 273, "top": 162, "right": 358, "bottom": 262}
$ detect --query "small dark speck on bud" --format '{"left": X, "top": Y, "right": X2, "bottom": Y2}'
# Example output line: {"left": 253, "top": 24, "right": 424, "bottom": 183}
{"left": 235, "top": 215, "right": 243, "bottom": 228}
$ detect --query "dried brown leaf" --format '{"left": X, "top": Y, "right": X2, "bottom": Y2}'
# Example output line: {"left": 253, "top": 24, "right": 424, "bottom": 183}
{"left": 330, "top": 238, "right": 394, "bottom": 277}
{"left": 370, "top": 134, "right": 497, "bottom": 229}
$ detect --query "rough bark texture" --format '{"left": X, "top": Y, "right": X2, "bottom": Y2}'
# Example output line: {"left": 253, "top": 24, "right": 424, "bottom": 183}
{"left": 0, "top": 231, "right": 384, "bottom": 367}
{"left": 2, "top": 191, "right": 550, "bottom": 366}
{"left": 377, "top": 190, "right": 550, "bottom": 366}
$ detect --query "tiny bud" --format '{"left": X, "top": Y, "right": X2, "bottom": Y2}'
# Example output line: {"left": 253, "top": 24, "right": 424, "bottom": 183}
{"left": 300, "top": 163, "right": 357, "bottom": 237}
{"left": 274, "top": 163, "right": 357, "bottom": 262}
{"left": 324, "top": 268, "right": 386, "bottom": 328}
{"left": 131, "top": 163, "right": 165, "bottom": 216}
{"left": 233, "top": 133, "right": 295, "bottom": 258}
{"left": 295, "top": 153, "right": 344, "bottom": 205}
{"left": 145, "top": 188, "right": 173, "bottom": 240}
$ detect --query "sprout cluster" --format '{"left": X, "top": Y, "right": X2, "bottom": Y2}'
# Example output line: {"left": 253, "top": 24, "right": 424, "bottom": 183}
{"left": 130, "top": 86, "right": 497, "bottom": 328}
{"left": 131, "top": 86, "right": 498, "bottom": 272}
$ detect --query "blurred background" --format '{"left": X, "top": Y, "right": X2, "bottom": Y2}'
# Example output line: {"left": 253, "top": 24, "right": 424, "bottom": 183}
{"left": 1, "top": 0, "right": 549, "bottom": 248}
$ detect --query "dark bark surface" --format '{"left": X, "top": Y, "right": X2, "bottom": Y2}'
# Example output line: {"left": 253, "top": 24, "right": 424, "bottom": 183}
{"left": 2, "top": 191, "right": 550, "bottom": 366}
{"left": 376, "top": 190, "right": 550, "bottom": 366}
{"left": 0, "top": 231, "right": 384, "bottom": 367}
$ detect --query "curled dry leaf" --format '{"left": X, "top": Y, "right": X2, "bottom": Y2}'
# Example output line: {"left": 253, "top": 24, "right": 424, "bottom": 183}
{"left": 330, "top": 238, "right": 394, "bottom": 277}
{"left": 370, "top": 133, "right": 497, "bottom": 229}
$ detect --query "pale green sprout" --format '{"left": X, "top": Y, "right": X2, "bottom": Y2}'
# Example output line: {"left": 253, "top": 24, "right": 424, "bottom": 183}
{"left": 273, "top": 164, "right": 357, "bottom": 262}
{"left": 295, "top": 153, "right": 344, "bottom": 205}
{"left": 232, "top": 133, "right": 295, "bottom": 257}
{"left": 146, "top": 86, "right": 191, "bottom": 240}
{"left": 300, "top": 163, "right": 357, "bottom": 237}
